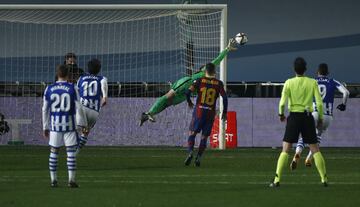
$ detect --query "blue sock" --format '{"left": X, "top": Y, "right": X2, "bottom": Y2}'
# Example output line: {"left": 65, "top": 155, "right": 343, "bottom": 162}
{"left": 78, "top": 135, "right": 88, "bottom": 149}
{"left": 187, "top": 134, "right": 196, "bottom": 154}
{"left": 197, "top": 138, "right": 208, "bottom": 158}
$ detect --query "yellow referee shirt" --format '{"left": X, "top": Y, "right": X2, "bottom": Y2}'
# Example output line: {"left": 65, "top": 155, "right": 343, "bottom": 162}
{"left": 279, "top": 76, "right": 324, "bottom": 120}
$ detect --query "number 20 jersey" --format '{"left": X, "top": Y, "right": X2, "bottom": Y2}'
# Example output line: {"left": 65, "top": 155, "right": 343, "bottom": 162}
{"left": 315, "top": 77, "right": 346, "bottom": 116}
{"left": 43, "top": 81, "right": 78, "bottom": 132}
{"left": 77, "top": 74, "right": 106, "bottom": 112}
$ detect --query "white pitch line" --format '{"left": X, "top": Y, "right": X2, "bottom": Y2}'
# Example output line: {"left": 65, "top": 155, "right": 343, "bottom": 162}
{"left": 1, "top": 154, "right": 360, "bottom": 161}
{"left": 0, "top": 178, "right": 359, "bottom": 185}
{"left": 0, "top": 174, "right": 330, "bottom": 178}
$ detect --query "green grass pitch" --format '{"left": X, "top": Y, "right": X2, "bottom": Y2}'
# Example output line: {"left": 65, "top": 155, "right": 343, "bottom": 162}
{"left": 0, "top": 146, "right": 359, "bottom": 207}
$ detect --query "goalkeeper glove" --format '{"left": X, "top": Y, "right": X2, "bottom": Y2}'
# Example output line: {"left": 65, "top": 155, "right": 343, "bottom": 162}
{"left": 337, "top": 104, "right": 346, "bottom": 111}
{"left": 227, "top": 38, "right": 238, "bottom": 51}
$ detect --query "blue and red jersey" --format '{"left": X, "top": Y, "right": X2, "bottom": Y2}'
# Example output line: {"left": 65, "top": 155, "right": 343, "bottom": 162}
{"left": 186, "top": 77, "right": 228, "bottom": 136}
{"left": 191, "top": 77, "right": 227, "bottom": 119}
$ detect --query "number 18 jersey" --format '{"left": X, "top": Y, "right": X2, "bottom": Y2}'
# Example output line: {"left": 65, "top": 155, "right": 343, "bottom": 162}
{"left": 193, "top": 77, "right": 226, "bottom": 119}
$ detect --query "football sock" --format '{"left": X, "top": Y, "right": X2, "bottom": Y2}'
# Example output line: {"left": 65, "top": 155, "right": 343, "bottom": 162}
{"left": 197, "top": 138, "right": 207, "bottom": 159}
{"left": 306, "top": 151, "right": 313, "bottom": 161}
{"left": 49, "top": 149, "right": 59, "bottom": 182}
{"left": 148, "top": 95, "right": 168, "bottom": 116}
{"left": 187, "top": 134, "right": 196, "bottom": 154}
{"left": 313, "top": 152, "right": 327, "bottom": 183}
{"left": 78, "top": 135, "right": 88, "bottom": 149}
{"left": 66, "top": 146, "right": 77, "bottom": 182}
{"left": 295, "top": 138, "right": 305, "bottom": 155}
{"left": 274, "top": 152, "right": 289, "bottom": 183}
{"left": 307, "top": 136, "right": 322, "bottom": 161}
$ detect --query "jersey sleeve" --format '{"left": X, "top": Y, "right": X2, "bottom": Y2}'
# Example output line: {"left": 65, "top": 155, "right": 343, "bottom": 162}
{"left": 210, "top": 48, "right": 230, "bottom": 66}
{"left": 333, "top": 79, "right": 350, "bottom": 105}
{"left": 42, "top": 86, "right": 50, "bottom": 130}
{"left": 278, "top": 81, "right": 289, "bottom": 115}
{"left": 76, "top": 77, "right": 81, "bottom": 89}
{"left": 198, "top": 48, "right": 231, "bottom": 73}
{"left": 313, "top": 81, "right": 324, "bottom": 120}
{"left": 100, "top": 77, "right": 108, "bottom": 98}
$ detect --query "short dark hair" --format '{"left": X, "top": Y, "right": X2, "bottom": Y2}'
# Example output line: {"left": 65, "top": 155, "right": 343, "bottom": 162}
{"left": 56, "top": 64, "right": 68, "bottom": 79}
{"left": 294, "top": 57, "right": 307, "bottom": 75}
{"left": 205, "top": 63, "right": 216, "bottom": 75}
{"left": 65, "top": 52, "right": 77, "bottom": 60}
{"left": 88, "top": 58, "right": 101, "bottom": 75}
{"left": 318, "top": 63, "right": 329, "bottom": 76}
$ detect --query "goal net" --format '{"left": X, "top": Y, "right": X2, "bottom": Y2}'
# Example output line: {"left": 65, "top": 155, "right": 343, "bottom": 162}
{"left": 0, "top": 4, "right": 227, "bottom": 147}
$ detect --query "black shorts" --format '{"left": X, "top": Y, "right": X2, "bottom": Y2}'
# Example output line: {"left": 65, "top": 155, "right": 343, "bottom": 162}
{"left": 283, "top": 112, "right": 317, "bottom": 144}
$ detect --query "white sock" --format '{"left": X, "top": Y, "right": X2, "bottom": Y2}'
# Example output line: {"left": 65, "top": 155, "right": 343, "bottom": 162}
{"left": 66, "top": 146, "right": 77, "bottom": 182}
{"left": 295, "top": 138, "right": 305, "bottom": 155}
{"left": 306, "top": 151, "right": 313, "bottom": 161}
{"left": 49, "top": 150, "right": 58, "bottom": 182}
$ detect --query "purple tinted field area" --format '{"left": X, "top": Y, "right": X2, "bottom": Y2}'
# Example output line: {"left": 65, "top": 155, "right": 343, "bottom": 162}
{"left": 1, "top": 97, "right": 359, "bottom": 147}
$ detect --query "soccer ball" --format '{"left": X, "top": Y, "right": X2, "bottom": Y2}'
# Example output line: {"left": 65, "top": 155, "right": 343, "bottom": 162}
{"left": 235, "top": 33, "right": 248, "bottom": 45}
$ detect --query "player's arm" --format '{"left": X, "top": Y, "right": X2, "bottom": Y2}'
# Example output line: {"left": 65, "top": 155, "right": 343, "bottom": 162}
{"left": 334, "top": 79, "right": 350, "bottom": 111}
{"left": 314, "top": 81, "right": 324, "bottom": 120}
{"left": 41, "top": 87, "right": 50, "bottom": 138}
{"left": 278, "top": 81, "right": 289, "bottom": 121}
{"left": 185, "top": 79, "right": 200, "bottom": 108}
{"left": 201, "top": 39, "right": 236, "bottom": 71}
{"left": 219, "top": 82, "right": 228, "bottom": 120}
{"left": 101, "top": 77, "right": 108, "bottom": 107}
{"left": 74, "top": 86, "right": 88, "bottom": 129}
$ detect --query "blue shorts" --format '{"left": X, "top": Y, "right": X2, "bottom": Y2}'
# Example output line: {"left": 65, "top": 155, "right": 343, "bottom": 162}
{"left": 189, "top": 116, "right": 215, "bottom": 136}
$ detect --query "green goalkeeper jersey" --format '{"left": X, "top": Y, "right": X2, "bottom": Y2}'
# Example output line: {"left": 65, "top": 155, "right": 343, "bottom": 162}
{"left": 171, "top": 48, "right": 230, "bottom": 93}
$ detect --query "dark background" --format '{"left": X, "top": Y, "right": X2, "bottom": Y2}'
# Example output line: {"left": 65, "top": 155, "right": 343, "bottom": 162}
{"left": 1, "top": 0, "right": 360, "bottom": 82}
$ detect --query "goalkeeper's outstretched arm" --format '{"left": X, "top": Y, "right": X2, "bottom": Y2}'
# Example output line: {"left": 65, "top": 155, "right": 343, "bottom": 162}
{"left": 208, "top": 38, "right": 238, "bottom": 68}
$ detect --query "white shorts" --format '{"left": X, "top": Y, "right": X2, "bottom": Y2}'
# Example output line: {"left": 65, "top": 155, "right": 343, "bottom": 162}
{"left": 312, "top": 112, "right": 333, "bottom": 133}
{"left": 49, "top": 131, "right": 78, "bottom": 148}
{"left": 83, "top": 107, "right": 99, "bottom": 129}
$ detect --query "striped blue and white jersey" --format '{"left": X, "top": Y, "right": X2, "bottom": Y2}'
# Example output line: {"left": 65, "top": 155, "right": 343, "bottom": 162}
{"left": 42, "top": 81, "right": 87, "bottom": 132}
{"left": 314, "top": 76, "right": 349, "bottom": 116}
{"left": 77, "top": 74, "right": 108, "bottom": 112}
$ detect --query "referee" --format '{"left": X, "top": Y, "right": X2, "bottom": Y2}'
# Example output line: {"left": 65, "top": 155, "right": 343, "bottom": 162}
{"left": 270, "top": 57, "right": 328, "bottom": 187}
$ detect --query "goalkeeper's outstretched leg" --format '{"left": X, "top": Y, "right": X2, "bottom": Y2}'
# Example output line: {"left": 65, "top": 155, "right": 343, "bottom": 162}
{"left": 140, "top": 88, "right": 187, "bottom": 126}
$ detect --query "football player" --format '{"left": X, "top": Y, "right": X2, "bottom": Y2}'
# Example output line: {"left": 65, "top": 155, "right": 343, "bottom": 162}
{"left": 291, "top": 63, "right": 350, "bottom": 169}
{"left": 42, "top": 65, "right": 87, "bottom": 188}
{"left": 139, "top": 38, "right": 239, "bottom": 126}
{"left": 184, "top": 63, "right": 228, "bottom": 167}
{"left": 76, "top": 59, "right": 108, "bottom": 154}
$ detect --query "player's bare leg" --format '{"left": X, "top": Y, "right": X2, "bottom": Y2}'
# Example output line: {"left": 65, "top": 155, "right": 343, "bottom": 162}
{"left": 309, "top": 144, "right": 328, "bottom": 186}
{"left": 270, "top": 141, "right": 291, "bottom": 187}
{"left": 140, "top": 90, "right": 175, "bottom": 126}
{"left": 49, "top": 147, "right": 60, "bottom": 187}
{"left": 185, "top": 131, "right": 197, "bottom": 166}
{"left": 291, "top": 137, "right": 305, "bottom": 170}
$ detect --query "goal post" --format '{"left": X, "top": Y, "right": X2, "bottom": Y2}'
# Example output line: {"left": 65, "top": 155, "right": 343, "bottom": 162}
{"left": 219, "top": 6, "right": 228, "bottom": 150}
{"left": 0, "top": 4, "right": 228, "bottom": 148}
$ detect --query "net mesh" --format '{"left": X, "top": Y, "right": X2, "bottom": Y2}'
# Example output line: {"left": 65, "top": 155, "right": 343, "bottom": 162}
{"left": 0, "top": 8, "right": 223, "bottom": 146}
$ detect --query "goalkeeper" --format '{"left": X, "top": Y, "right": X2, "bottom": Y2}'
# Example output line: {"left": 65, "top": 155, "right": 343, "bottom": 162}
{"left": 140, "top": 38, "right": 240, "bottom": 126}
